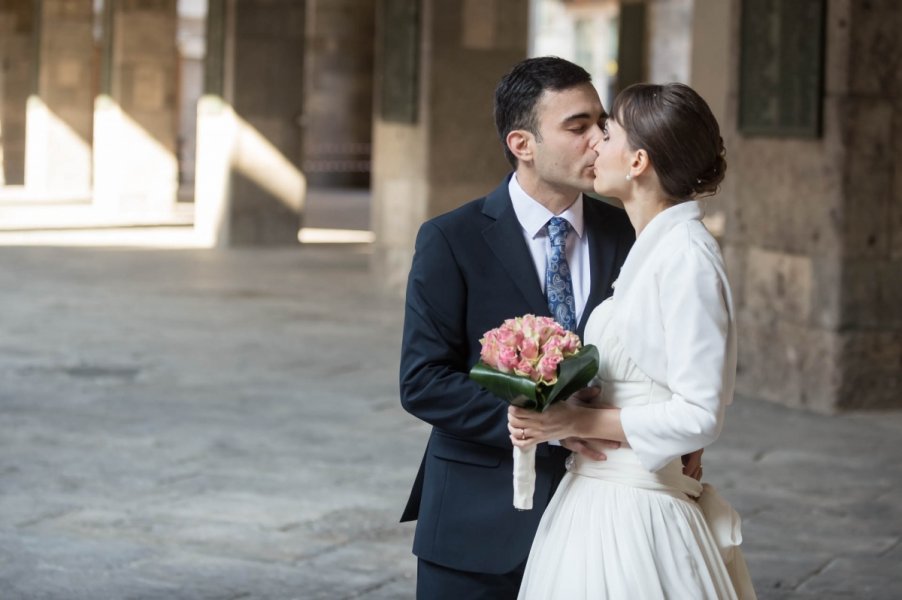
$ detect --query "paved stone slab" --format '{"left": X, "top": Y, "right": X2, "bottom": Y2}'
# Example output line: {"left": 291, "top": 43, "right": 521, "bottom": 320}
{"left": 0, "top": 243, "right": 899, "bottom": 599}
{"left": 795, "top": 555, "right": 902, "bottom": 600}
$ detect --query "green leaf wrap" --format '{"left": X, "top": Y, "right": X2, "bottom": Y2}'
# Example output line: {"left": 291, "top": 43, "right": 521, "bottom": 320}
{"left": 541, "top": 344, "right": 599, "bottom": 411}
{"left": 469, "top": 344, "right": 599, "bottom": 413}
{"left": 468, "top": 362, "right": 539, "bottom": 410}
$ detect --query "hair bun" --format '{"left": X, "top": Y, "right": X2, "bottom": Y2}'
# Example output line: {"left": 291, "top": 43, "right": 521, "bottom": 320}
{"left": 692, "top": 140, "right": 726, "bottom": 196}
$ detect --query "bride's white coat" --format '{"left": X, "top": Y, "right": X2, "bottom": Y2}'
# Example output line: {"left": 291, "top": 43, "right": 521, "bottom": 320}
{"left": 613, "top": 200, "right": 738, "bottom": 473}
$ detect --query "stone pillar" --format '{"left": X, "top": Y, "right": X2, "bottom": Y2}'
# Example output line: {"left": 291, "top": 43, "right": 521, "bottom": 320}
{"left": 176, "top": 1, "right": 206, "bottom": 199}
{"left": 24, "top": 0, "right": 94, "bottom": 196}
{"left": 371, "top": 0, "right": 528, "bottom": 293}
{"left": 194, "top": 0, "right": 306, "bottom": 247}
{"left": 616, "top": 0, "right": 647, "bottom": 91}
{"left": 721, "top": 0, "right": 902, "bottom": 411}
{"left": 302, "top": 0, "right": 375, "bottom": 188}
{"left": 0, "top": 0, "right": 34, "bottom": 186}
{"left": 94, "top": 0, "right": 178, "bottom": 215}
{"left": 688, "top": 0, "right": 728, "bottom": 126}
{"left": 0, "top": 22, "right": 3, "bottom": 186}
{"left": 688, "top": 0, "right": 730, "bottom": 239}
{"left": 646, "top": 0, "right": 692, "bottom": 84}
{"left": 617, "top": 0, "right": 693, "bottom": 90}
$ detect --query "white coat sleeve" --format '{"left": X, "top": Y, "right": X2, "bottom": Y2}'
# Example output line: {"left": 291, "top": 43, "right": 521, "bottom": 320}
{"left": 620, "top": 238, "right": 732, "bottom": 472}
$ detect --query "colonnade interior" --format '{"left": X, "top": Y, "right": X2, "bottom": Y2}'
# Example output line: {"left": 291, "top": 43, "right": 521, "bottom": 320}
{"left": 0, "top": 0, "right": 899, "bottom": 412}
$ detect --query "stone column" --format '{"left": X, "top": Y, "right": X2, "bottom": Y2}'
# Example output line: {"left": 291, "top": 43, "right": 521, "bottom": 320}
{"left": 194, "top": 0, "right": 306, "bottom": 247}
{"left": 616, "top": 0, "right": 647, "bottom": 91}
{"left": 688, "top": 0, "right": 730, "bottom": 239}
{"left": 371, "top": 0, "right": 528, "bottom": 293}
{"left": 0, "top": 0, "right": 34, "bottom": 186}
{"left": 302, "top": 0, "right": 375, "bottom": 188}
{"left": 721, "top": 0, "right": 902, "bottom": 411}
{"left": 176, "top": 1, "right": 206, "bottom": 199}
{"left": 645, "top": 0, "right": 692, "bottom": 84}
{"left": 24, "top": 0, "right": 94, "bottom": 197}
{"left": 94, "top": 0, "right": 178, "bottom": 215}
{"left": 0, "top": 23, "right": 3, "bottom": 186}
{"left": 688, "top": 0, "right": 728, "bottom": 126}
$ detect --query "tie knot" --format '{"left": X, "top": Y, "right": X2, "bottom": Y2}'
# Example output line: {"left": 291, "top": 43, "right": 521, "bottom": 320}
{"left": 547, "top": 217, "right": 570, "bottom": 247}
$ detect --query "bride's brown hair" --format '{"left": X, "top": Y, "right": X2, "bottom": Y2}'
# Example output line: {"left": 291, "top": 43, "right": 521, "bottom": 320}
{"left": 611, "top": 83, "right": 726, "bottom": 200}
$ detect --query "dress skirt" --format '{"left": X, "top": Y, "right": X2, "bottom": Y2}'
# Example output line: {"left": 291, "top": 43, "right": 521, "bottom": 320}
{"left": 517, "top": 451, "right": 752, "bottom": 600}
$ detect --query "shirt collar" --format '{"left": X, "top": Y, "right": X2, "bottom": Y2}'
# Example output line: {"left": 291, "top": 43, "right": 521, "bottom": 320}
{"left": 509, "top": 174, "right": 585, "bottom": 239}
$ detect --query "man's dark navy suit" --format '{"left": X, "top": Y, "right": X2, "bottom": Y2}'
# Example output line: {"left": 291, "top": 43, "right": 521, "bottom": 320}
{"left": 399, "top": 176, "right": 634, "bottom": 593}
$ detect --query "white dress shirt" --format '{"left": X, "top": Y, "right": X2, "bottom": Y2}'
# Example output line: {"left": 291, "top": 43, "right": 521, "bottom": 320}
{"left": 613, "top": 201, "right": 737, "bottom": 472}
{"left": 508, "top": 174, "right": 591, "bottom": 326}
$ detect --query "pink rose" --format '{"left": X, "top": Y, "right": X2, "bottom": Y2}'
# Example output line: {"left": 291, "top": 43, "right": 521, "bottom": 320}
{"left": 542, "top": 335, "right": 563, "bottom": 353}
{"left": 537, "top": 351, "right": 563, "bottom": 385}
{"left": 519, "top": 334, "right": 540, "bottom": 361}
{"left": 498, "top": 347, "right": 519, "bottom": 372}
{"left": 560, "top": 331, "right": 581, "bottom": 355}
{"left": 535, "top": 317, "right": 561, "bottom": 340}
{"left": 514, "top": 358, "right": 538, "bottom": 382}
{"left": 480, "top": 336, "right": 502, "bottom": 368}
{"left": 502, "top": 317, "right": 519, "bottom": 331}
{"left": 499, "top": 328, "right": 521, "bottom": 350}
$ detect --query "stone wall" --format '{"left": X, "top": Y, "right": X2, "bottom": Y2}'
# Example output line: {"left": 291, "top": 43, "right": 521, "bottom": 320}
{"left": 721, "top": 0, "right": 902, "bottom": 411}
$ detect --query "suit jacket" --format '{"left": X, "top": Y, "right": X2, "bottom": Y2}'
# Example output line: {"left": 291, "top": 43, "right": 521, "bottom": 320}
{"left": 399, "top": 176, "right": 635, "bottom": 574}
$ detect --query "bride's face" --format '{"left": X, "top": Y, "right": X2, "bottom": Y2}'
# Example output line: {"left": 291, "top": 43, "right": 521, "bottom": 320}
{"left": 591, "top": 117, "right": 633, "bottom": 198}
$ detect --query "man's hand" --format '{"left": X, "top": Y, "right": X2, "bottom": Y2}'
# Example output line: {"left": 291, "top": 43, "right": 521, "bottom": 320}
{"left": 561, "top": 437, "right": 620, "bottom": 461}
{"left": 568, "top": 385, "right": 601, "bottom": 407}
{"left": 682, "top": 448, "right": 704, "bottom": 480}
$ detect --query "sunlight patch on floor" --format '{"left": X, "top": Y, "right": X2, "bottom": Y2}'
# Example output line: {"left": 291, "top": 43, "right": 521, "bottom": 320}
{"left": 0, "top": 227, "right": 374, "bottom": 248}
{"left": 298, "top": 228, "right": 374, "bottom": 244}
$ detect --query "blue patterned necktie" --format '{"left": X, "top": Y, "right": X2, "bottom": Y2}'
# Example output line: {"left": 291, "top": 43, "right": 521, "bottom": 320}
{"left": 545, "top": 216, "right": 577, "bottom": 331}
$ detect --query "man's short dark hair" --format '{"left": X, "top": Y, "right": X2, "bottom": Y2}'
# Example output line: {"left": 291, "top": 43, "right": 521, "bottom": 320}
{"left": 493, "top": 57, "right": 593, "bottom": 168}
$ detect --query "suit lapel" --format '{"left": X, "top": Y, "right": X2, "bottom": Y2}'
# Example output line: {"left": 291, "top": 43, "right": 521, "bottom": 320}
{"left": 578, "top": 197, "right": 621, "bottom": 335}
{"left": 482, "top": 180, "right": 550, "bottom": 317}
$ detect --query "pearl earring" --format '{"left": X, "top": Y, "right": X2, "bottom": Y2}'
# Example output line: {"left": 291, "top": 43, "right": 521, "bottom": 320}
{"left": 625, "top": 173, "right": 632, "bottom": 181}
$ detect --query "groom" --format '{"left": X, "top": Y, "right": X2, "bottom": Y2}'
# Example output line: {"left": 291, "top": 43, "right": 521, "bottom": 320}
{"left": 399, "top": 57, "right": 635, "bottom": 598}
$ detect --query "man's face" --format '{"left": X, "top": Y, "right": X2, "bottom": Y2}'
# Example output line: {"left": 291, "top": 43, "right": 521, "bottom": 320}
{"left": 530, "top": 83, "right": 605, "bottom": 194}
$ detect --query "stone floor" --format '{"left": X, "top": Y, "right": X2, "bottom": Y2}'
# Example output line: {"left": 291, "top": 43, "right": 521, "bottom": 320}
{"left": 0, "top": 232, "right": 899, "bottom": 598}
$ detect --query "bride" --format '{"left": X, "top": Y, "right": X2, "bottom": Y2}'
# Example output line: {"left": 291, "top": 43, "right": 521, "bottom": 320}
{"left": 508, "top": 83, "right": 756, "bottom": 599}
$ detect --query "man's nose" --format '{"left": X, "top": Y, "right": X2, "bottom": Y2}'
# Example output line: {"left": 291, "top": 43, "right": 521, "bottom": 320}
{"left": 587, "top": 123, "right": 603, "bottom": 149}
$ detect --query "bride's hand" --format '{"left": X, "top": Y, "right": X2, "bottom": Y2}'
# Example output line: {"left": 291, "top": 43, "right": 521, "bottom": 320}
{"left": 508, "top": 402, "right": 582, "bottom": 447}
{"left": 506, "top": 385, "right": 602, "bottom": 446}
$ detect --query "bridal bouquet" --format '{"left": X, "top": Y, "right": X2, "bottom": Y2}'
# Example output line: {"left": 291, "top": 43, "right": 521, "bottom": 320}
{"left": 470, "top": 314, "right": 599, "bottom": 510}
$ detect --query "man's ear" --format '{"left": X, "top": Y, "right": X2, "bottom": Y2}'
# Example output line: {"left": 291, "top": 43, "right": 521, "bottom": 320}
{"left": 506, "top": 130, "right": 534, "bottom": 164}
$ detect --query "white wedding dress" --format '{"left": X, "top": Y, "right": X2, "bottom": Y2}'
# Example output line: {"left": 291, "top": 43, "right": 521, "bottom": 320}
{"left": 518, "top": 298, "right": 756, "bottom": 599}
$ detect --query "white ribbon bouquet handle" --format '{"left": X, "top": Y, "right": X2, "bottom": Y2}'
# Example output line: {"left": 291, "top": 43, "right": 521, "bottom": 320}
{"left": 512, "top": 445, "right": 537, "bottom": 510}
